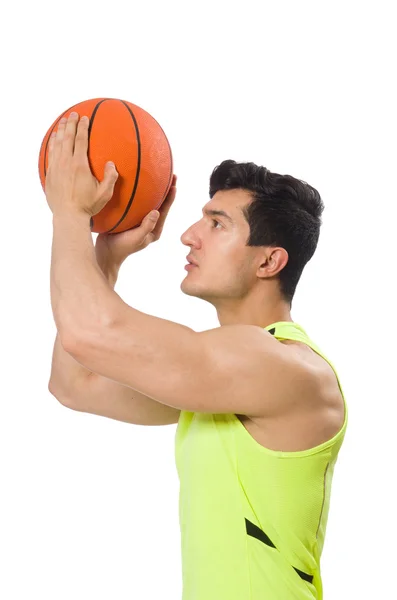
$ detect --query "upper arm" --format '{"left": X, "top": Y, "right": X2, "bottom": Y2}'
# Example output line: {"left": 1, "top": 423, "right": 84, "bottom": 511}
{"left": 65, "top": 315, "right": 317, "bottom": 418}
{"left": 186, "top": 325, "right": 317, "bottom": 417}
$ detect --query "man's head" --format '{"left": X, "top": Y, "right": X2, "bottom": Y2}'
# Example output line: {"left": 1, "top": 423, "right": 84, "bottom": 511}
{"left": 180, "top": 160, "right": 324, "bottom": 313}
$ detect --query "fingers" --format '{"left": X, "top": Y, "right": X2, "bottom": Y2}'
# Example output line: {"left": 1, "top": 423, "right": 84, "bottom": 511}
{"left": 55, "top": 116, "right": 67, "bottom": 146}
{"left": 159, "top": 176, "right": 177, "bottom": 216}
{"left": 120, "top": 211, "right": 158, "bottom": 252}
{"left": 62, "top": 112, "right": 79, "bottom": 156}
{"left": 140, "top": 211, "right": 160, "bottom": 247}
{"left": 48, "top": 112, "right": 82, "bottom": 168}
{"left": 158, "top": 186, "right": 176, "bottom": 219}
{"left": 47, "top": 131, "right": 57, "bottom": 168}
{"left": 153, "top": 177, "right": 177, "bottom": 237}
{"left": 74, "top": 115, "right": 90, "bottom": 161}
{"left": 48, "top": 116, "right": 67, "bottom": 167}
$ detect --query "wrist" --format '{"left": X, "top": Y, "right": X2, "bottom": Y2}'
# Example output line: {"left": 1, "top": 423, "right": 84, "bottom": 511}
{"left": 98, "top": 261, "right": 120, "bottom": 288}
{"left": 52, "top": 209, "right": 91, "bottom": 226}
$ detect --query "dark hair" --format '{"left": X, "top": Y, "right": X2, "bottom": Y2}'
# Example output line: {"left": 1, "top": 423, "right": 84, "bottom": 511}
{"left": 209, "top": 160, "right": 324, "bottom": 304}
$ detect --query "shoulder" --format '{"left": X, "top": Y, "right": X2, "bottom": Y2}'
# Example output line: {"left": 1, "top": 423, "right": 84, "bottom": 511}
{"left": 198, "top": 324, "right": 307, "bottom": 376}
{"left": 246, "top": 339, "right": 346, "bottom": 449}
{"left": 195, "top": 325, "right": 319, "bottom": 418}
{"left": 280, "top": 339, "right": 345, "bottom": 430}
{"left": 280, "top": 339, "right": 343, "bottom": 400}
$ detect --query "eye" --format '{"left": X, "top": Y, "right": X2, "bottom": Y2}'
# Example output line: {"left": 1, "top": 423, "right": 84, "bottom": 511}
{"left": 212, "top": 219, "right": 222, "bottom": 229}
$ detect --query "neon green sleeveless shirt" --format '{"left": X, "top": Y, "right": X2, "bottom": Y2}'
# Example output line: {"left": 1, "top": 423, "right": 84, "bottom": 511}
{"left": 174, "top": 321, "right": 347, "bottom": 600}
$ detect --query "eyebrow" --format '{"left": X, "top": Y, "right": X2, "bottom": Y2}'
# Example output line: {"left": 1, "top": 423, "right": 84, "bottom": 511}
{"left": 202, "top": 209, "right": 234, "bottom": 223}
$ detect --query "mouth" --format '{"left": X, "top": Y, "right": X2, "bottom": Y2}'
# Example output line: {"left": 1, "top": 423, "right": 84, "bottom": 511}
{"left": 186, "top": 256, "right": 198, "bottom": 267}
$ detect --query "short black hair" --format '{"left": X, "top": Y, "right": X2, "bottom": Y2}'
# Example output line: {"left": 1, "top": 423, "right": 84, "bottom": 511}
{"left": 209, "top": 160, "right": 324, "bottom": 304}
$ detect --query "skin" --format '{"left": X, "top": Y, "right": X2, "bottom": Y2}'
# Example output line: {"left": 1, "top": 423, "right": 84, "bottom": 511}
{"left": 46, "top": 112, "right": 345, "bottom": 451}
{"left": 180, "top": 188, "right": 291, "bottom": 328}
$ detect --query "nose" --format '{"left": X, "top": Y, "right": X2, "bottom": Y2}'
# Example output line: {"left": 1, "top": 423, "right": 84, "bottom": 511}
{"left": 180, "top": 220, "right": 202, "bottom": 248}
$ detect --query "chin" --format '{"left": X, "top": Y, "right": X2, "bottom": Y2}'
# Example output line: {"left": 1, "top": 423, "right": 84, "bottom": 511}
{"left": 181, "top": 279, "right": 215, "bottom": 304}
{"left": 180, "top": 278, "right": 197, "bottom": 297}
{"left": 181, "top": 277, "right": 203, "bottom": 298}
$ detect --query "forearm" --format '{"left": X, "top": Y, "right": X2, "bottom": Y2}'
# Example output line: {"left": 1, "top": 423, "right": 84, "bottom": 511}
{"left": 49, "top": 263, "right": 120, "bottom": 397}
{"left": 50, "top": 211, "right": 121, "bottom": 343}
{"left": 94, "top": 255, "right": 120, "bottom": 290}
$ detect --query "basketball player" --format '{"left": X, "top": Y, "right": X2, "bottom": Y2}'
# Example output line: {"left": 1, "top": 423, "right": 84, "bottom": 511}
{"left": 47, "top": 112, "right": 347, "bottom": 599}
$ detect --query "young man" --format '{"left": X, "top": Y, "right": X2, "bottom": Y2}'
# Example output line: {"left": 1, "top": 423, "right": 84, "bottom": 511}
{"left": 47, "top": 112, "right": 347, "bottom": 600}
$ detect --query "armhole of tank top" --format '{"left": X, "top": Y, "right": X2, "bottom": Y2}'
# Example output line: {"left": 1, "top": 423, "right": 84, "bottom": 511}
{"left": 273, "top": 330, "right": 348, "bottom": 438}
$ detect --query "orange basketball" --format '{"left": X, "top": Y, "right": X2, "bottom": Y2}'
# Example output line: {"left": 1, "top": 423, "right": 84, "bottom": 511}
{"left": 38, "top": 98, "right": 173, "bottom": 234}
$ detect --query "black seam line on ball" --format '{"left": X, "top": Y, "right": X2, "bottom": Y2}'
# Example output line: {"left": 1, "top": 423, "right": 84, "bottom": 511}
{"left": 87, "top": 99, "right": 109, "bottom": 231}
{"left": 87, "top": 98, "right": 109, "bottom": 140}
{"left": 245, "top": 519, "right": 313, "bottom": 584}
{"left": 105, "top": 100, "right": 141, "bottom": 233}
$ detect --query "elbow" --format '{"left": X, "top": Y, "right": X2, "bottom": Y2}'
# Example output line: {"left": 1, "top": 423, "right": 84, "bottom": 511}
{"left": 48, "top": 381, "right": 75, "bottom": 410}
{"left": 53, "top": 326, "right": 79, "bottom": 356}
{"left": 59, "top": 323, "right": 112, "bottom": 359}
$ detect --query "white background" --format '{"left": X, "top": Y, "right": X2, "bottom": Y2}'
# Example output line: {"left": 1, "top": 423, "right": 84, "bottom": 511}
{"left": 1, "top": 1, "right": 396, "bottom": 598}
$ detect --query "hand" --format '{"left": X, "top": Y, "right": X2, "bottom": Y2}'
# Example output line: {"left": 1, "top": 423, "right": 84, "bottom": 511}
{"left": 45, "top": 112, "right": 119, "bottom": 218}
{"left": 95, "top": 175, "right": 177, "bottom": 270}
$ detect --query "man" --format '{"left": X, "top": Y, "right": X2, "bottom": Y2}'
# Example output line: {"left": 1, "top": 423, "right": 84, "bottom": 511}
{"left": 47, "top": 112, "right": 347, "bottom": 600}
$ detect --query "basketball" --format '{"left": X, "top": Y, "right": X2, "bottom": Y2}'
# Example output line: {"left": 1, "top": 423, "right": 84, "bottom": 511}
{"left": 38, "top": 98, "right": 173, "bottom": 234}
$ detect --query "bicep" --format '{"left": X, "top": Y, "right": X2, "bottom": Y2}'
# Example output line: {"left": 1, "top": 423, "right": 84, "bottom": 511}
{"left": 66, "top": 319, "right": 313, "bottom": 419}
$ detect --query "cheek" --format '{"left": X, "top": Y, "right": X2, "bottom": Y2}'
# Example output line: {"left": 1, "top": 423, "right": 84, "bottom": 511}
{"left": 230, "top": 250, "right": 255, "bottom": 281}
{"left": 215, "top": 251, "right": 247, "bottom": 280}
{"left": 204, "top": 233, "right": 247, "bottom": 269}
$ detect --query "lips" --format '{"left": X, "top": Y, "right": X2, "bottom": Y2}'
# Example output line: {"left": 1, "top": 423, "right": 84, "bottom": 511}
{"left": 186, "top": 256, "right": 198, "bottom": 266}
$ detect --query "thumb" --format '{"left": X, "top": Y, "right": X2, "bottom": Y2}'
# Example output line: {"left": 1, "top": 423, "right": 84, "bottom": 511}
{"left": 144, "top": 210, "right": 160, "bottom": 228}
{"left": 100, "top": 161, "right": 119, "bottom": 197}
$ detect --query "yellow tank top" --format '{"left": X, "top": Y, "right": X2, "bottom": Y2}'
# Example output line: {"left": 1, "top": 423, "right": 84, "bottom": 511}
{"left": 174, "top": 321, "right": 348, "bottom": 599}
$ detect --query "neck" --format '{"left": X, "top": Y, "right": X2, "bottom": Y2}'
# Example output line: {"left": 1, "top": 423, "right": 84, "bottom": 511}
{"left": 214, "top": 295, "right": 292, "bottom": 328}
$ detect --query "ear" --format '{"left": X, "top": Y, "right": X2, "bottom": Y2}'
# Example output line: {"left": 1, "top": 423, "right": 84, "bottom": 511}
{"left": 256, "top": 247, "right": 289, "bottom": 279}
